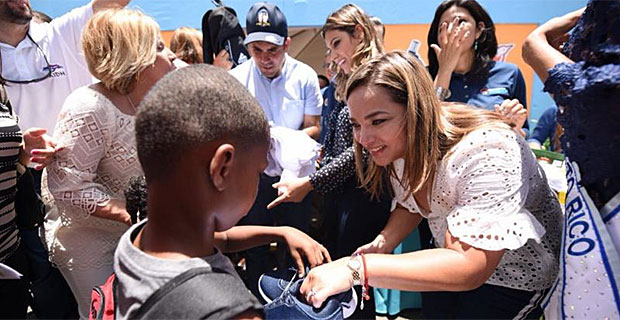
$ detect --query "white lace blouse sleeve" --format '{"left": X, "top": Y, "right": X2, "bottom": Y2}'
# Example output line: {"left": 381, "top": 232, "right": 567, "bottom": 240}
{"left": 444, "top": 128, "right": 546, "bottom": 251}
{"left": 45, "top": 88, "right": 115, "bottom": 220}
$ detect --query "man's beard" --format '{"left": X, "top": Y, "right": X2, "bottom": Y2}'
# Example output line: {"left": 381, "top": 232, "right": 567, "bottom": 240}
{"left": 0, "top": 1, "right": 33, "bottom": 25}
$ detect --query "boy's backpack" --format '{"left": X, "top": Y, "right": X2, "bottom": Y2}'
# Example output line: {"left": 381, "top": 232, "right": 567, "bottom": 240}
{"left": 90, "top": 273, "right": 117, "bottom": 320}
{"left": 89, "top": 267, "right": 263, "bottom": 319}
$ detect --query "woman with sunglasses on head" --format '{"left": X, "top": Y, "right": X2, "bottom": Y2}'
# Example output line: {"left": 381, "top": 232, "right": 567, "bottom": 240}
{"left": 267, "top": 4, "right": 390, "bottom": 318}
{"left": 300, "top": 51, "right": 562, "bottom": 319}
{"left": 42, "top": 9, "right": 177, "bottom": 319}
{"left": 428, "top": 0, "right": 529, "bottom": 137}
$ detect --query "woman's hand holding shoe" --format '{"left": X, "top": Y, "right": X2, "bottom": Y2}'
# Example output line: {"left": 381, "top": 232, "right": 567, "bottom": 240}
{"left": 300, "top": 257, "right": 353, "bottom": 308}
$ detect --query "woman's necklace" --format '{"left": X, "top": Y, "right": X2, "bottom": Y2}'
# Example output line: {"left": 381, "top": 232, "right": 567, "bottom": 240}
{"left": 126, "top": 94, "right": 137, "bottom": 115}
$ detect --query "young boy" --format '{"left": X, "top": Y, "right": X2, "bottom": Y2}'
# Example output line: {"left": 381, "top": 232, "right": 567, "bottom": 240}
{"left": 113, "top": 65, "right": 329, "bottom": 319}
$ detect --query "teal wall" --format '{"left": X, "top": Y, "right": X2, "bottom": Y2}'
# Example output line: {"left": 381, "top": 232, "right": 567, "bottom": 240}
{"left": 30, "top": 0, "right": 588, "bottom": 124}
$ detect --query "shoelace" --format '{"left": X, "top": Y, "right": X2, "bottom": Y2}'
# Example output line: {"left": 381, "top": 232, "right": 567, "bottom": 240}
{"left": 275, "top": 271, "right": 299, "bottom": 301}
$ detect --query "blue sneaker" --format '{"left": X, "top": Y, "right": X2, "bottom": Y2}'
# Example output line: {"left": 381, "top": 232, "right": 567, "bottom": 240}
{"left": 258, "top": 267, "right": 298, "bottom": 304}
{"left": 260, "top": 269, "right": 357, "bottom": 319}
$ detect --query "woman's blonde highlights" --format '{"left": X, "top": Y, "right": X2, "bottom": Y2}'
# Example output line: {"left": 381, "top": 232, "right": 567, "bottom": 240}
{"left": 170, "top": 26, "right": 203, "bottom": 64}
{"left": 82, "top": 9, "right": 159, "bottom": 94}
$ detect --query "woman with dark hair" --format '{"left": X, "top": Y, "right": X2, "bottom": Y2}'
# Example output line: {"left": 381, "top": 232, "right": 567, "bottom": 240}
{"left": 428, "top": 0, "right": 529, "bottom": 137}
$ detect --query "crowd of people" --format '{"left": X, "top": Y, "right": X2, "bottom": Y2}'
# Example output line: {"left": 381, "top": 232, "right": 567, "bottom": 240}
{"left": 0, "top": 0, "right": 618, "bottom": 319}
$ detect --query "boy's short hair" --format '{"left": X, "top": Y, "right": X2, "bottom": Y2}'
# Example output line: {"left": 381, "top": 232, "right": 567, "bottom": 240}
{"left": 135, "top": 64, "right": 269, "bottom": 180}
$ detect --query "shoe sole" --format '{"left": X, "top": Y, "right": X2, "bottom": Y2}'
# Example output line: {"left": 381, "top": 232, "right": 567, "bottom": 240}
{"left": 342, "top": 288, "right": 358, "bottom": 319}
{"left": 258, "top": 273, "right": 274, "bottom": 304}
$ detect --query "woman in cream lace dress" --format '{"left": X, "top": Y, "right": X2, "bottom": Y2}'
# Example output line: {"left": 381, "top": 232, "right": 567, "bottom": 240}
{"left": 43, "top": 9, "right": 177, "bottom": 319}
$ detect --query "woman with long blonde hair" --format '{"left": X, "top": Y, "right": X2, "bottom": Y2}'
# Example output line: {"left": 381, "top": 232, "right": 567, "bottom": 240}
{"left": 301, "top": 51, "right": 562, "bottom": 319}
{"left": 267, "top": 4, "right": 388, "bottom": 317}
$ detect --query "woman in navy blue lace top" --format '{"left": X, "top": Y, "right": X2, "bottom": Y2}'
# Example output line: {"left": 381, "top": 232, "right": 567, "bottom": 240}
{"left": 523, "top": 0, "right": 620, "bottom": 208}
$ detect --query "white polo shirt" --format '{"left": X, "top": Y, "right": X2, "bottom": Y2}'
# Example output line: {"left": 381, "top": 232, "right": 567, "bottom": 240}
{"left": 0, "top": 3, "right": 94, "bottom": 135}
{"left": 230, "top": 54, "right": 322, "bottom": 130}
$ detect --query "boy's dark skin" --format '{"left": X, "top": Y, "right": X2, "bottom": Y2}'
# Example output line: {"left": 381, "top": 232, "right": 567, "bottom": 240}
{"left": 135, "top": 139, "right": 329, "bottom": 319}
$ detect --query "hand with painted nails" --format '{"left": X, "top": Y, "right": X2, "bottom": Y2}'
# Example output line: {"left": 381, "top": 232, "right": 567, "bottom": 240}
{"left": 20, "top": 127, "right": 63, "bottom": 170}
{"left": 494, "top": 99, "right": 527, "bottom": 136}
{"left": 431, "top": 17, "right": 471, "bottom": 76}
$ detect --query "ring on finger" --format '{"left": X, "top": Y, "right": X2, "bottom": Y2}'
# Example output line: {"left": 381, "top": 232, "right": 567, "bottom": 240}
{"left": 309, "top": 288, "right": 317, "bottom": 298}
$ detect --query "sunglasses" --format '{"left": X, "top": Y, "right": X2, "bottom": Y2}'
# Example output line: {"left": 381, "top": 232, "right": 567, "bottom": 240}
{"left": 0, "top": 33, "right": 52, "bottom": 84}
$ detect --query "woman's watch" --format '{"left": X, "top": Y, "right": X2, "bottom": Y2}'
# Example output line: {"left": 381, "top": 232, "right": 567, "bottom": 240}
{"left": 435, "top": 86, "right": 451, "bottom": 101}
{"left": 347, "top": 255, "right": 363, "bottom": 286}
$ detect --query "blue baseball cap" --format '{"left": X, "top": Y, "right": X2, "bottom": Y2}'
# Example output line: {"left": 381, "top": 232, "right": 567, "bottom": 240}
{"left": 244, "top": 2, "right": 288, "bottom": 46}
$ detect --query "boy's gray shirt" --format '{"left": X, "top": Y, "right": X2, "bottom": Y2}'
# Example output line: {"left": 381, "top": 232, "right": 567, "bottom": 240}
{"left": 113, "top": 219, "right": 262, "bottom": 319}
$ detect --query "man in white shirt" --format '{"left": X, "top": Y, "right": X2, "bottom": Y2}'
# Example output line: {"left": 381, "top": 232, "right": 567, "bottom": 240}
{"left": 0, "top": 1, "right": 129, "bottom": 318}
{"left": 0, "top": 0, "right": 130, "bottom": 134}
{"left": 230, "top": 3, "right": 321, "bottom": 137}
{"left": 229, "top": 1, "right": 322, "bottom": 297}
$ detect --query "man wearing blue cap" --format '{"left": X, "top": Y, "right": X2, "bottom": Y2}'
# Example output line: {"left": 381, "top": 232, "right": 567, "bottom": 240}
{"left": 230, "top": 2, "right": 323, "bottom": 298}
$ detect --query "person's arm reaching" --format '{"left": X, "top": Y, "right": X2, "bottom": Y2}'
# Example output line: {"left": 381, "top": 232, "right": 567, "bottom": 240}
{"left": 301, "top": 229, "right": 505, "bottom": 308}
{"left": 214, "top": 226, "right": 331, "bottom": 276}
{"left": 267, "top": 146, "right": 356, "bottom": 209}
{"left": 522, "top": 8, "right": 584, "bottom": 82}
{"left": 301, "top": 114, "right": 320, "bottom": 140}
{"left": 20, "top": 128, "right": 63, "bottom": 170}
{"left": 301, "top": 67, "right": 323, "bottom": 139}
{"left": 354, "top": 205, "right": 422, "bottom": 255}
{"left": 92, "top": 0, "right": 131, "bottom": 12}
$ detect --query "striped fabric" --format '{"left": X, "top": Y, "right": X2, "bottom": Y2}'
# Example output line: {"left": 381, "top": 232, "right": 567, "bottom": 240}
{"left": 0, "top": 98, "right": 22, "bottom": 263}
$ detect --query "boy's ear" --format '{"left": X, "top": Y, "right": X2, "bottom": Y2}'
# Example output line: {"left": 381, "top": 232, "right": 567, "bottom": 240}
{"left": 209, "top": 144, "right": 235, "bottom": 191}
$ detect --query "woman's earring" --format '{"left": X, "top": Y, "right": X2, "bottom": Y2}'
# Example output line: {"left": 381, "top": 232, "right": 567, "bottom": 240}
{"left": 474, "top": 40, "right": 478, "bottom": 51}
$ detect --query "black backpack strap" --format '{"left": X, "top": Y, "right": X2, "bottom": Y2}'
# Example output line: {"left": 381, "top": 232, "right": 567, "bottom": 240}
{"left": 202, "top": 10, "right": 215, "bottom": 64}
{"left": 132, "top": 267, "right": 263, "bottom": 319}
